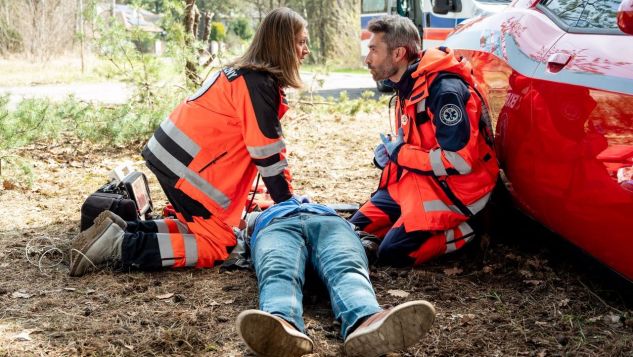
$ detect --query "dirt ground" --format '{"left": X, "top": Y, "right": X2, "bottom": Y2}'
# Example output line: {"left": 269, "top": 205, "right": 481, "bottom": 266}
{"left": 1, "top": 104, "right": 633, "bottom": 356}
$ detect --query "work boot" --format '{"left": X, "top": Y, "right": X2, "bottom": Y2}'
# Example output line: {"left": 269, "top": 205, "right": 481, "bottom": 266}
{"left": 358, "top": 231, "right": 380, "bottom": 265}
{"left": 344, "top": 300, "right": 436, "bottom": 357}
{"left": 236, "top": 310, "right": 314, "bottom": 357}
{"left": 69, "top": 211, "right": 125, "bottom": 277}
{"left": 102, "top": 210, "right": 127, "bottom": 229}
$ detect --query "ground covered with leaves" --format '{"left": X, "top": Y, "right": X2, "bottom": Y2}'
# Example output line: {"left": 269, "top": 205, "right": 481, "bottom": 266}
{"left": 1, "top": 103, "right": 633, "bottom": 356}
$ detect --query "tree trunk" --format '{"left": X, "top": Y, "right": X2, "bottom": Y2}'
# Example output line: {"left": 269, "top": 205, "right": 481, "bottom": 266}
{"left": 183, "top": 0, "right": 199, "bottom": 85}
{"left": 304, "top": 0, "right": 324, "bottom": 64}
{"left": 321, "top": 0, "right": 360, "bottom": 68}
{"left": 201, "top": 11, "right": 211, "bottom": 42}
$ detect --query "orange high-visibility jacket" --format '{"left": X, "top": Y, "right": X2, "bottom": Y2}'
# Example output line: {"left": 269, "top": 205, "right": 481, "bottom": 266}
{"left": 142, "top": 67, "right": 293, "bottom": 227}
{"left": 380, "top": 47, "right": 498, "bottom": 231}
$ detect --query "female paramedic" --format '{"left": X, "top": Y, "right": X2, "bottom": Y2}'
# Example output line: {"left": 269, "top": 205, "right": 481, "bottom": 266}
{"left": 69, "top": 7, "right": 310, "bottom": 276}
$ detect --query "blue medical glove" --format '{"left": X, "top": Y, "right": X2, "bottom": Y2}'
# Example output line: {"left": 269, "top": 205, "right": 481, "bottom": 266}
{"left": 379, "top": 128, "right": 405, "bottom": 160}
{"left": 373, "top": 143, "right": 389, "bottom": 169}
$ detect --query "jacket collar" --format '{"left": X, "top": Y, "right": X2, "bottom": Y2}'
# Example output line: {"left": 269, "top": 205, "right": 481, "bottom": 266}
{"left": 399, "top": 47, "right": 474, "bottom": 108}
{"left": 389, "top": 59, "right": 420, "bottom": 102}
{"left": 412, "top": 47, "right": 461, "bottom": 79}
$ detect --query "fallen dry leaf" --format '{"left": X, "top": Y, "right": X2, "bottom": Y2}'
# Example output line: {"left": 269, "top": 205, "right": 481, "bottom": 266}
{"left": 605, "top": 314, "right": 622, "bottom": 325}
{"left": 519, "top": 270, "right": 533, "bottom": 278}
{"left": 587, "top": 315, "right": 602, "bottom": 323}
{"left": 482, "top": 266, "right": 494, "bottom": 273}
{"left": 443, "top": 267, "right": 463, "bottom": 276}
{"left": 460, "top": 314, "right": 476, "bottom": 324}
{"left": 3, "top": 180, "right": 16, "bottom": 190}
{"left": 13, "top": 329, "right": 38, "bottom": 341}
{"left": 387, "top": 289, "right": 410, "bottom": 298}
{"left": 523, "top": 280, "right": 543, "bottom": 286}
{"left": 156, "top": 293, "right": 174, "bottom": 300}
{"left": 11, "top": 291, "right": 32, "bottom": 299}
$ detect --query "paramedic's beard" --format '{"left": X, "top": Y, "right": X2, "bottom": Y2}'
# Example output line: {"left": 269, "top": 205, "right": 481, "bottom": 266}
{"left": 369, "top": 64, "right": 398, "bottom": 82}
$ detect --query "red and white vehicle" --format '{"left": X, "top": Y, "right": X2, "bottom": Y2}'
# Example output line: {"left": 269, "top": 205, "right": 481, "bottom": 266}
{"left": 444, "top": 0, "right": 633, "bottom": 280}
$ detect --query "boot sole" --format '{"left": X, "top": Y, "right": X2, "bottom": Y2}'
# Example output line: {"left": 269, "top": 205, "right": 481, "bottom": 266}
{"left": 236, "top": 310, "right": 313, "bottom": 357}
{"left": 344, "top": 300, "right": 436, "bottom": 357}
{"left": 69, "top": 212, "right": 116, "bottom": 277}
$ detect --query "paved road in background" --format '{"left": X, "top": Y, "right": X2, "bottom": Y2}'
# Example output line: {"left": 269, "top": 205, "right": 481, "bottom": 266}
{"left": 0, "top": 72, "right": 387, "bottom": 109}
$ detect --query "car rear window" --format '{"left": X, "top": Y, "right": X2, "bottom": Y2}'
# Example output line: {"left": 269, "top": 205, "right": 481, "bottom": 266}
{"left": 539, "top": 0, "right": 622, "bottom": 33}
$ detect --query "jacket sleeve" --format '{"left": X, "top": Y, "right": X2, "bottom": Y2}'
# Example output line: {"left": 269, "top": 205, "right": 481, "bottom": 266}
{"left": 241, "top": 73, "right": 293, "bottom": 203}
{"left": 394, "top": 77, "right": 476, "bottom": 176}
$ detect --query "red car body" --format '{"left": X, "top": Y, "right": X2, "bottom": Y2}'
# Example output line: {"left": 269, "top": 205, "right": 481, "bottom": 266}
{"left": 444, "top": 0, "right": 633, "bottom": 280}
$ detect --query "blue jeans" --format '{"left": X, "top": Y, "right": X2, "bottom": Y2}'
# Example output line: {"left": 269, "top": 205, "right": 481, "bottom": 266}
{"left": 251, "top": 213, "right": 382, "bottom": 338}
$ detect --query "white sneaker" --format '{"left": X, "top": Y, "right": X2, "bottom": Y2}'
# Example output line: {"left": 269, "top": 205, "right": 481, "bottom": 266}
{"left": 344, "top": 300, "right": 436, "bottom": 357}
{"left": 69, "top": 211, "right": 124, "bottom": 277}
{"left": 236, "top": 309, "right": 313, "bottom": 357}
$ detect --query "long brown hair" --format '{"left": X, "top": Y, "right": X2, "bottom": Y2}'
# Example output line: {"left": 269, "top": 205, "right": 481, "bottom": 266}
{"left": 229, "top": 7, "right": 306, "bottom": 89}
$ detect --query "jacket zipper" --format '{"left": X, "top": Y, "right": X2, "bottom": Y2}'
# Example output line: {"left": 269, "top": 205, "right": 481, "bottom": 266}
{"left": 433, "top": 176, "right": 474, "bottom": 217}
{"left": 198, "top": 151, "right": 228, "bottom": 173}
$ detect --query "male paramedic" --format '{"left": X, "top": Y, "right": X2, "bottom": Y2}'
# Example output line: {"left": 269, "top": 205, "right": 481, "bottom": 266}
{"left": 350, "top": 15, "right": 499, "bottom": 267}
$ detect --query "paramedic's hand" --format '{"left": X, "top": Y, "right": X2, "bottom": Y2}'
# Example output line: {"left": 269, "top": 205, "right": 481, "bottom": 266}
{"left": 380, "top": 128, "right": 405, "bottom": 161}
{"left": 373, "top": 143, "right": 389, "bottom": 169}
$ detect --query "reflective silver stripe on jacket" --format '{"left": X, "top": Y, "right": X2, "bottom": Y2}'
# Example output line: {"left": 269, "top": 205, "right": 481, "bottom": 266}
{"left": 423, "top": 200, "right": 457, "bottom": 213}
{"left": 444, "top": 151, "right": 472, "bottom": 174}
{"left": 416, "top": 99, "right": 426, "bottom": 113}
{"left": 256, "top": 159, "right": 288, "bottom": 177}
{"left": 175, "top": 220, "right": 190, "bottom": 233}
{"left": 147, "top": 137, "right": 231, "bottom": 209}
{"left": 423, "top": 192, "right": 491, "bottom": 215}
{"left": 466, "top": 192, "right": 491, "bottom": 214}
{"left": 160, "top": 118, "right": 201, "bottom": 158}
{"left": 155, "top": 220, "right": 169, "bottom": 233}
{"left": 445, "top": 222, "right": 475, "bottom": 253}
{"left": 188, "top": 70, "right": 221, "bottom": 101}
{"left": 182, "top": 234, "right": 198, "bottom": 267}
{"left": 247, "top": 140, "right": 286, "bottom": 159}
{"left": 445, "top": 228, "right": 457, "bottom": 253}
{"left": 156, "top": 233, "right": 198, "bottom": 267}
{"left": 430, "top": 149, "right": 447, "bottom": 176}
{"left": 155, "top": 219, "right": 190, "bottom": 234}
{"left": 157, "top": 233, "right": 175, "bottom": 267}
{"left": 430, "top": 149, "right": 471, "bottom": 176}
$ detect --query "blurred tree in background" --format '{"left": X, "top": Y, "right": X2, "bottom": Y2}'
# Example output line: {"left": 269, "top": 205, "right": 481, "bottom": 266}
{"left": 228, "top": 17, "right": 253, "bottom": 41}
{"left": 209, "top": 22, "right": 226, "bottom": 42}
{"left": 0, "top": 0, "right": 363, "bottom": 79}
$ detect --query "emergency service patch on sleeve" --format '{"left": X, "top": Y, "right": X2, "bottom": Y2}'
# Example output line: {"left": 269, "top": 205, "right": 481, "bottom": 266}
{"left": 431, "top": 91, "right": 470, "bottom": 151}
{"left": 438, "top": 103, "right": 463, "bottom": 126}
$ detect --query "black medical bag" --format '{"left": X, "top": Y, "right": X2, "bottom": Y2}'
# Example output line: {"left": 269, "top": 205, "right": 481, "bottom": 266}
{"left": 80, "top": 171, "right": 153, "bottom": 231}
